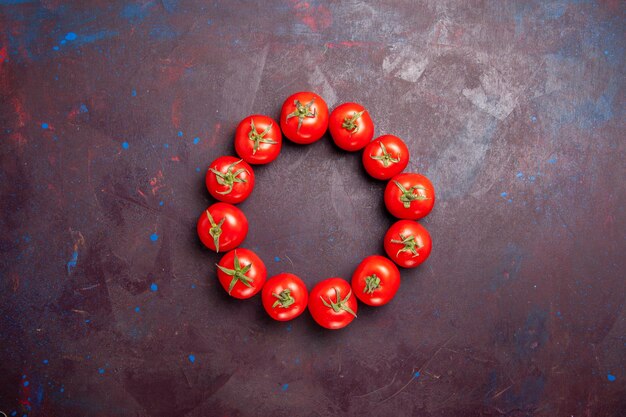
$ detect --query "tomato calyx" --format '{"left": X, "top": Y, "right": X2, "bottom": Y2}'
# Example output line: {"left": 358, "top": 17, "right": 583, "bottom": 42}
{"left": 272, "top": 288, "right": 295, "bottom": 308}
{"left": 205, "top": 209, "right": 225, "bottom": 252}
{"left": 248, "top": 119, "right": 277, "bottom": 155}
{"left": 391, "top": 233, "right": 422, "bottom": 258}
{"left": 363, "top": 274, "right": 381, "bottom": 294}
{"left": 209, "top": 159, "right": 248, "bottom": 195}
{"left": 393, "top": 180, "right": 429, "bottom": 208}
{"left": 370, "top": 141, "right": 400, "bottom": 167}
{"left": 217, "top": 252, "right": 254, "bottom": 294}
{"left": 342, "top": 110, "right": 365, "bottom": 133}
{"left": 320, "top": 287, "right": 357, "bottom": 318}
{"left": 285, "top": 99, "right": 316, "bottom": 132}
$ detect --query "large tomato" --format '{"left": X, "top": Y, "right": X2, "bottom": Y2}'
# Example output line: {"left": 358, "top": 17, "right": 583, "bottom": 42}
{"left": 216, "top": 248, "right": 267, "bottom": 299}
{"left": 197, "top": 203, "right": 248, "bottom": 253}
{"left": 362, "top": 135, "right": 409, "bottom": 180}
{"left": 262, "top": 273, "right": 308, "bottom": 321}
{"left": 308, "top": 278, "right": 357, "bottom": 329}
{"left": 328, "top": 102, "right": 374, "bottom": 151}
{"left": 280, "top": 91, "right": 328, "bottom": 144}
{"left": 234, "top": 115, "right": 282, "bottom": 165}
{"left": 384, "top": 173, "right": 435, "bottom": 219}
{"left": 206, "top": 156, "right": 254, "bottom": 204}
{"left": 384, "top": 220, "right": 432, "bottom": 268}
{"left": 351, "top": 256, "right": 400, "bottom": 306}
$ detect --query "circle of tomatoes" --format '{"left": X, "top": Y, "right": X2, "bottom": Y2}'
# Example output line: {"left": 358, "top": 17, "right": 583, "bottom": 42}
{"left": 351, "top": 255, "right": 401, "bottom": 306}
{"left": 197, "top": 202, "right": 248, "bottom": 253}
{"left": 308, "top": 278, "right": 358, "bottom": 330}
{"left": 280, "top": 91, "right": 329, "bottom": 144}
{"left": 328, "top": 102, "right": 374, "bottom": 151}
{"left": 262, "top": 273, "right": 308, "bottom": 321}
{"left": 206, "top": 156, "right": 255, "bottom": 204}
{"left": 384, "top": 220, "right": 432, "bottom": 268}
{"left": 384, "top": 173, "right": 435, "bottom": 220}
{"left": 216, "top": 248, "right": 267, "bottom": 299}
{"left": 362, "top": 135, "right": 409, "bottom": 180}
{"left": 234, "top": 115, "right": 282, "bottom": 165}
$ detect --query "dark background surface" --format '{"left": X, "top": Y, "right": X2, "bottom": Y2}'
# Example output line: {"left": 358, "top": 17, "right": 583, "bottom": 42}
{"left": 1, "top": 1, "right": 625, "bottom": 416}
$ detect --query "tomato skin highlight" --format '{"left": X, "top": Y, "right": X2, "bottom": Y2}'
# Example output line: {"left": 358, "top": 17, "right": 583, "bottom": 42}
{"left": 262, "top": 273, "right": 308, "bottom": 321}
{"left": 384, "top": 220, "right": 432, "bottom": 268}
{"left": 351, "top": 256, "right": 401, "bottom": 306}
{"left": 362, "top": 135, "right": 409, "bottom": 180}
{"left": 328, "top": 102, "right": 374, "bottom": 151}
{"left": 308, "top": 277, "right": 358, "bottom": 329}
{"left": 197, "top": 203, "right": 248, "bottom": 253}
{"left": 206, "top": 156, "right": 255, "bottom": 204}
{"left": 280, "top": 92, "right": 329, "bottom": 144}
{"left": 216, "top": 248, "right": 267, "bottom": 299}
{"left": 384, "top": 173, "right": 435, "bottom": 220}
{"left": 234, "top": 114, "right": 282, "bottom": 165}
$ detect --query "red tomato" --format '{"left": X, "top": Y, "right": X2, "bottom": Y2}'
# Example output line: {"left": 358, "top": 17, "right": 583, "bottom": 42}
{"left": 197, "top": 203, "right": 248, "bottom": 253}
{"left": 308, "top": 278, "right": 358, "bottom": 329}
{"left": 280, "top": 91, "right": 329, "bottom": 144}
{"left": 384, "top": 173, "right": 435, "bottom": 219}
{"left": 351, "top": 256, "right": 400, "bottom": 306}
{"left": 328, "top": 102, "right": 374, "bottom": 151}
{"left": 262, "top": 273, "right": 308, "bottom": 321}
{"left": 216, "top": 248, "right": 267, "bottom": 299}
{"left": 362, "top": 135, "right": 409, "bottom": 180}
{"left": 206, "top": 156, "right": 254, "bottom": 204}
{"left": 384, "top": 220, "right": 432, "bottom": 268}
{"left": 234, "top": 115, "right": 282, "bottom": 165}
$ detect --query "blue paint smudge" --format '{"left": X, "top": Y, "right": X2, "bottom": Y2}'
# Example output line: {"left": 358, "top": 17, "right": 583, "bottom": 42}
{"left": 516, "top": 172, "right": 523, "bottom": 179}
{"left": 295, "top": 358, "right": 300, "bottom": 364}
{"left": 36, "top": 384, "right": 44, "bottom": 405}
{"left": 85, "top": 319, "right": 90, "bottom": 323}
{"left": 159, "top": 201, "right": 164, "bottom": 206}
{"left": 41, "top": 122, "right": 48, "bottom": 129}
{"left": 195, "top": 167, "right": 201, "bottom": 172}
{"left": 79, "top": 103, "right": 89, "bottom": 113}
{"left": 150, "top": 25, "right": 179, "bottom": 40}
{"left": 60, "top": 387, "right": 64, "bottom": 393}
{"left": 60, "top": 39, "right": 67, "bottom": 45}
{"left": 161, "top": 0, "right": 179, "bottom": 13}
{"left": 508, "top": 199, "right": 513, "bottom": 203}
{"left": 23, "top": 381, "right": 29, "bottom": 387}
{"left": 607, "top": 373, "right": 616, "bottom": 382}
{"left": 11, "top": 411, "right": 16, "bottom": 417}
{"left": 286, "top": 324, "right": 292, "bottom": 332}
{"left": 42, "top": 359, "right": 48, "bottom": 364}
{"left": 135, "top": 306, "right": 140, "bottom": 312}
{"left": 98, "top": 368, "right": 105, "bottom": 374}
{"left": 121, "top": 2, "right": 153, "bottom": 23}
{"left": 603, "top": 50, "right": 609, "bottom": 56}
{"left": 73, "top": 30, "right": 119, "bottom": 47}
{"left": 207, "top": 19, "right": 213, "bottom": 26}
{"left": 281, "top": 383, "right": 289, "bottom": 391}
{"left": 528, "top": 176, "right": 536, "bottom": 182}
{"left": 150, "top": 283, "right": 158, "bottom": 292}
{"left": 52, "top": 46, "right": 59, "bottom": 51}
{"left": 188, "top": 354, "right": 195, "bottom": 363}
{"left": 150, "top": 233, "right": 158, "bottom": 242}
{"left": 191, "top": 284, "right": 196, "bottom": 289}
{"left": 547, "top": 157, "right": 557, "bottom": 164}
{"left": 414, "top": 371, "right": 420, "bottom": 378}
{"left": 163, "top": 143, "right": 169, "bottom": 148}
{"left": 65, "top": 32, "right": 77, "bottom": 41}
{"left": 67, "top": 251, "right": 78, "bottom": 274}
{"left": 131, "top": 89, "right": 137, "bottom": 97}
{"left": 193, "top": 137, "right": 199, "bottom": 144}
{"left": 274, "top": 256, "right": 281, "bottom": 262}
{"left": 177, "top": 131, "right": 183, "bottom": 137}
{"left": 500, "top": 192, "right": 508, "bottom": 198}
{"left": 530, "top": 115, "right": 537, "bottom": 122}
{"left": 122, "top": 141, "right": 129, "bottom": 149}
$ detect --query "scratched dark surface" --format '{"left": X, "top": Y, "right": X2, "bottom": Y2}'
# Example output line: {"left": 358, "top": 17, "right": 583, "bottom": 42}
{"left": 1, "top": 1, "right": 625, "bottom": 416}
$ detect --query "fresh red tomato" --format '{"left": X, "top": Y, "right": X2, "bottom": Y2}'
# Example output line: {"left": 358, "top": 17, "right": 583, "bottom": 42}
{"left": 216, "top": 248, "right": 267, "bottom": 299}
{"left": 234, "top": 115, "right": 282, "bottom": 165}
{"left": 384, "top": 220, "right": 432, "bottom": 268}
{"left": 328, "top": 102, "right": 374, "bottom": 151}
{"left": 262, "top": 273, "right": 308, "bottom": 321}
{"left": 384, "top": 173, "right": 435, "bottom": 219}
{"left": 362, "top": 135, "right": 409, "bottom": 180}
{"left": 280, "top": 91, "right": 328, "bottom": 144}
{"left": 206, "top": 156, "right": 254, "bottom": 204}
{"left": 351, "top": 256, "right": 401, "bottom": 306}
{"left": 308, "top": 278, "right": 358, "bottom": 329}
{"left": 197, "top": 203, "right": 248, "bottom": 253}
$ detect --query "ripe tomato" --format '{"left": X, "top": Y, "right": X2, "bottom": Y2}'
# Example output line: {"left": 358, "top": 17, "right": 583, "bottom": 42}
{"left": 206, "top": 156, "right": 254, "bottom": 204}
{"left": 328, "top": 102, "right": 374, "bottom": 151}
{"left": 262, "top": 273, "right": 308, "bottom": 321}
{"left": 384, "top": 220, "right": 432, "bottom": 268}
{"left": 234, "top": 115, "right": 282, "bottom": 165}
{"left": 351, "top": 256, "right": 400, "bottom": 306}
{"left": 216, "top": 248, "right": 267, "bottom": 299}
{"left": 197, "top": 203, "right": 248, "bottom": 253}
{"left": 384, "top": 173, "right": 435, "bottom": 219}
{"left": 280, "top": 91, "right": 328, "bottom": 144}
{"left": 362, "top": 135, "right": 409, "bottom": 180}
{"left": 308, "top": 278, "right": 357, "bottom": 329}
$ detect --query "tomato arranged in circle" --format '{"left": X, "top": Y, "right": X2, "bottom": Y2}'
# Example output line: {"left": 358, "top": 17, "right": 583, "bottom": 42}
{"left": 206, "top": 156, "right": 255, "bottom": 204}
{"left": 328, "top": 102, "right": 374, "bottom": 151}
{"left": 262, "top": 273, "right": 308, "bottom": 321}
{"left": 384, "top": 220, "right": 432, "bottom": 268}
{"left": 280, "top": 91, "right": 329, "bottom": 144}
{"left": 216, "top": 248, "right": 267, "bottom": 299}
{"left": 351, "top": 255, "right": 401, "bottom": 306}
{"left": 308, "top": 277, "right": 358, "bottom": 329}
{"left": 384, "top": 173, "right": 435, "bottom": 220}
{"left": 362, "top": 135, "right": 409, "bottom": 180}
{"left": 197, "top": 202, "right": 248, "bottom": 253}
{"left": 234, "top": 115, "right": 282, "bottom": 165}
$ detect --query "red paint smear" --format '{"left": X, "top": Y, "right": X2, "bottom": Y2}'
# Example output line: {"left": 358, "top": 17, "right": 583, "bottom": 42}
{"left": 0, "top": 45, "right": 7, "bottom": 63}
{"left": 290, "top": 1, "right": 332, "bottom": 32}
{"left": 170, "top": 155, "right": 180, "bottom": 162}
{"left": 149, "top": 170, "right": 165, "bottom": 195}
{"left": 11, "top": 97, "right": 29, "bottom": 128}
{"left": 171, "top": 96, "right": 182, "bottom": 129}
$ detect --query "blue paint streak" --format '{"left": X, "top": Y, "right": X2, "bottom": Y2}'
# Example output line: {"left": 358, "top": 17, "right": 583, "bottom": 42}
{"left": 177, "top": 131, "right": 183, "bottom": 137}
{"left": 66, "top": 250, "right": 78, "bottom": 274}
{"left": 52, "top": 45, "right": 59, "bottom": 51}
{"left": 65, "top": 32, "right": 77, "bottom": 41}
{"left": 414, "top": 371, "right": 420, "bottom": 378}
{"left": 122, "top": 141, "right": 129, "bottom": 149}
{"left": 0, "top": 0, "right": 37, "bottom": 4}
{"left": 79, "top": 103, "right": 89, "bottom": 113}
{"left": 135, "top": 306, "right": 140, "bottom": 312}
{"left": 161, "top": 0, "right": 179, "bottom": 13}
{"left": 42, "top": 359, "right": 48, "bottom": 364}
{"left": 131, "top": 89, "right": 137, "bottom": 97}
{"left": 150, "top": 233, "right": 158, "bottom": 242}
{"left": 159, "top": 201, "right": 164, "bottom": 206}
{"left": 607, "top": 373, "right": 616, "bottom": 381}
{"left": 73, "top": 30, "right": 119, "bottom": 47}
{"left": 193, "top": 137, "right": 199, "bottom": 144}
{"left": 150, "top": 283, "right": 158, "bottom": 292}
{"left": 23, "top": 381, "right": 29, "bottom": 387}
{"left": 281, "top": 383, "right": 289, "bottom": 391}
{"left": 274, "top": 256, "right": 281, "bottom": 262}
{"left": 41, "top": 122, "right": 48, "bottom": 129}
{"left": 98, "top": 368, "right": 105, "bottom": 374}
{"left": 500, "top": 192, "right": 508, "bottom": 198}
{"left": 188, "top": 354, "right": 195, "bottom": 363}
